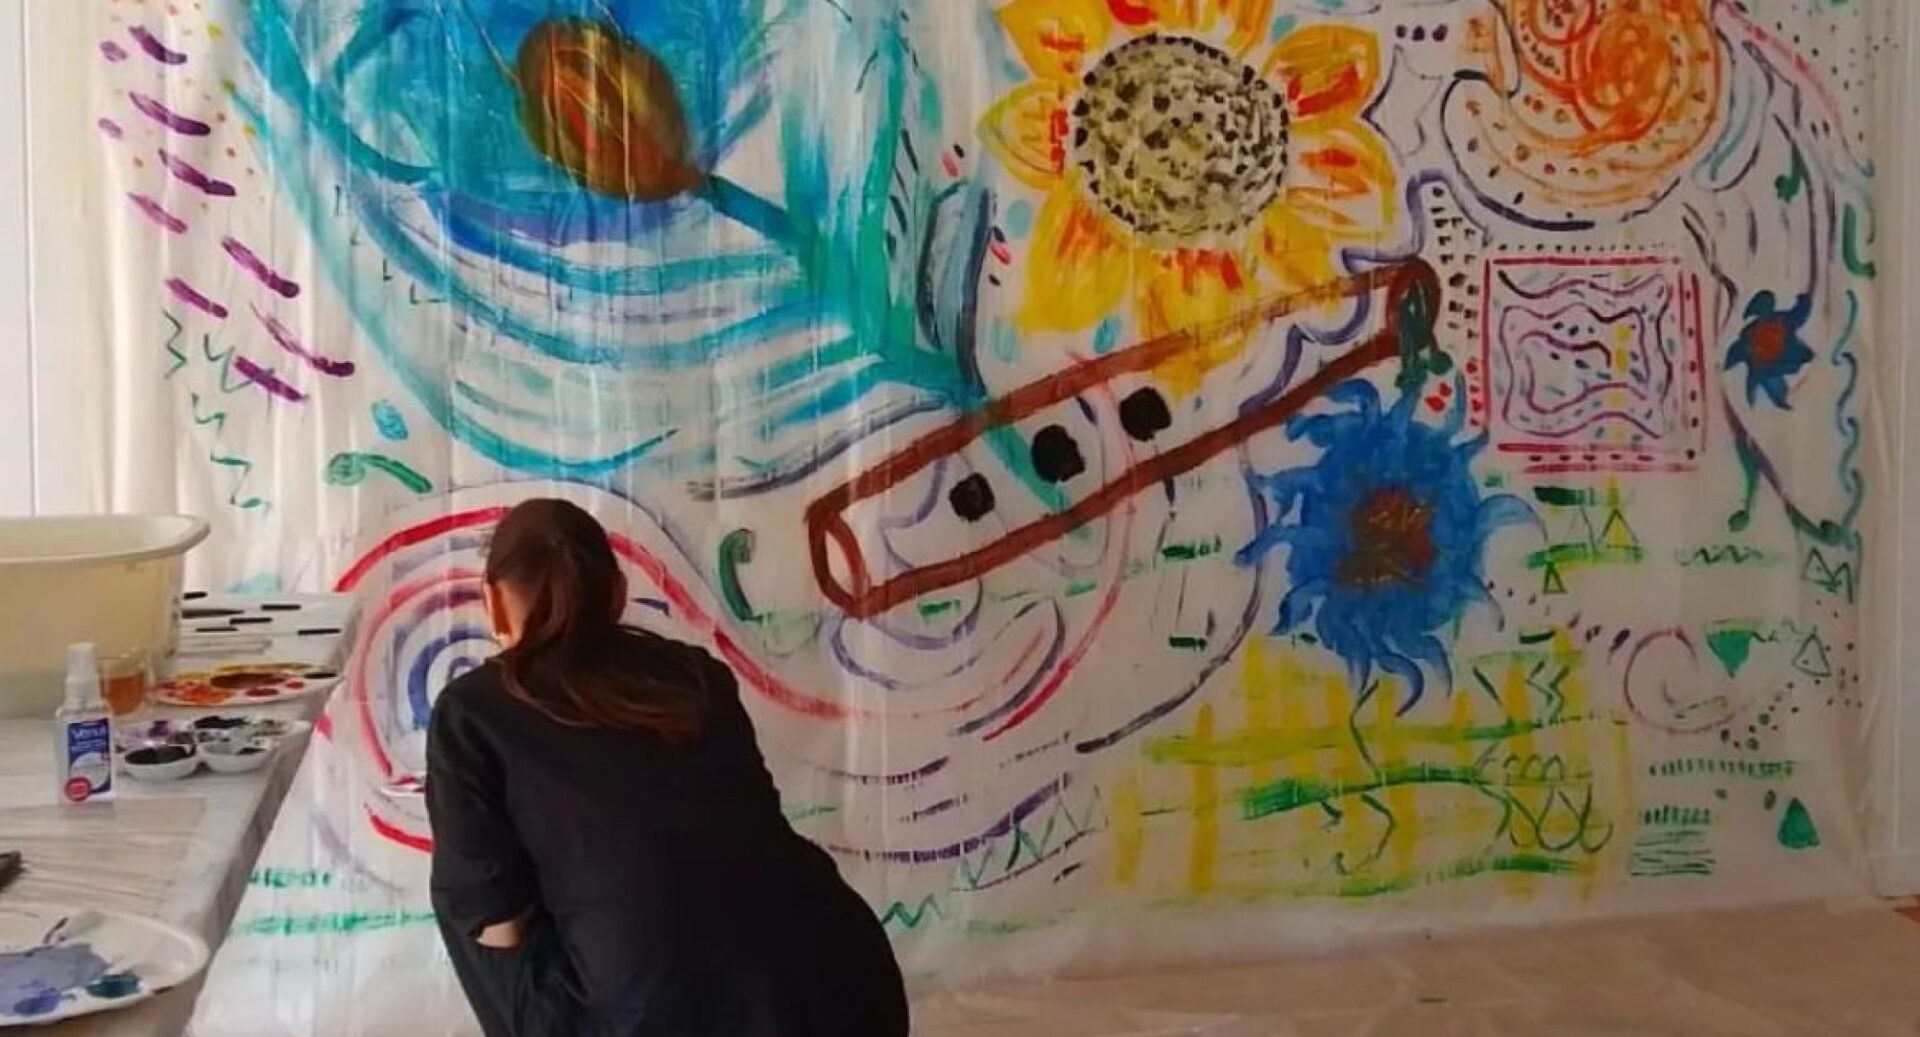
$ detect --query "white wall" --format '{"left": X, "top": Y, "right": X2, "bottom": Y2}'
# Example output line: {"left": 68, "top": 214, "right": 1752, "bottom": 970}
{"left": 0, "top": 0, "right": 32, "bottom": 516}
{"left": 1869, "top": 3, "right": 1920, "bottom": 897}
{"left": 7, "top": 1, "right": 109, "bottom": 518}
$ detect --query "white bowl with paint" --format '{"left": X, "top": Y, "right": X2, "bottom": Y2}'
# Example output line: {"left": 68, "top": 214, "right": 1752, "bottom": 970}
{"left": 120, "top": 744, "right": 200, "bottom": 783}
{"left": 199, "top": 739, "right": 272, "bottom": 775}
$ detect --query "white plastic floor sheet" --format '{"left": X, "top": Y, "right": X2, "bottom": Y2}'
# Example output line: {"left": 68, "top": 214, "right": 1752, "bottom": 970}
{"left": 187, "top": 898, "right": 1920, "bottom": 1034}
{"left": 912, "top": 905, "right": 1920, "bottom": 1037}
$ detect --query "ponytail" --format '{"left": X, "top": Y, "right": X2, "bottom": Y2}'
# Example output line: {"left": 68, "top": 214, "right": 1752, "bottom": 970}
{"left": 485, "top": 499, "right": 703, "bottom": 739}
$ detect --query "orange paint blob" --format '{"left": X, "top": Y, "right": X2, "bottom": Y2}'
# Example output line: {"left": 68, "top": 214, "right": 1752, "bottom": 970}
{"left": 1746, "top": 319, "right": 1787, "bottom": 366}
{"left": 1337, "top": 486, "right": 1438, "bottom": 589}
{"left": 515, "top": 19, "right": 701, "bottom": 202}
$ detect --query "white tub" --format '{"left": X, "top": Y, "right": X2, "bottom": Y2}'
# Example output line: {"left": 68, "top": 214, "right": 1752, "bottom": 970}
{"left": 0, "top": 514, "right": 209, "bottom": 718}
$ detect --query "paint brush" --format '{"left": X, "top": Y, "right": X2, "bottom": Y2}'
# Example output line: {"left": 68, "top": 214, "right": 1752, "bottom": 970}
{"left": 42, "top": 910, "right": 102, "bottom": 946}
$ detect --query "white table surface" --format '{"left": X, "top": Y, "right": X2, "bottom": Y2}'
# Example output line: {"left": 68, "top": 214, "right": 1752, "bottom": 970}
{"left": 0, "top": 595, "right": 355, "bottom": 1036}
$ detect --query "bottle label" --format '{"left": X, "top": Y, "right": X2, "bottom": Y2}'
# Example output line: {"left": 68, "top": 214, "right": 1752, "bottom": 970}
{"left": 62, "top": 718, "right": 113, "bottom": 802}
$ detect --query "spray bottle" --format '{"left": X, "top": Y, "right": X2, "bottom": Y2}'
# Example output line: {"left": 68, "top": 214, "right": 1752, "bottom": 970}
{"left": 54, "top": 643, "right": 114, "bottom": 804}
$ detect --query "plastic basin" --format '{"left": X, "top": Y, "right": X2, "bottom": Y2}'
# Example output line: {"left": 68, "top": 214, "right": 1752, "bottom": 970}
{"left": 0, "top": 515, "right": 209, "bottom": 718}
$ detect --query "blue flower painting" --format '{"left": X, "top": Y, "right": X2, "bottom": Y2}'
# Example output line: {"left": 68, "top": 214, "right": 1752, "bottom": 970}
{"left": 1237, "top": 380, "right": 1535, "bottom": 711}
{"left": 1725, "top": 291, "right": 1817, "bottom": 409}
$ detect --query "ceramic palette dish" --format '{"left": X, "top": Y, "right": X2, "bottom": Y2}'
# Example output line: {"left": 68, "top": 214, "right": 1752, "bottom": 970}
{"left": 120, "top": 744, "right": 201, "bottom": 783}
{"left": 117, "top": 715, "right": 310, "bottom": 752}
{"left": 118, "top": 714, "right": 304, "bottom": 782}
{"left": 119, "top": 737, "right": 280, "bottom": 783}
{"left": 150, "top": 662, "right": 339, "bottom": 708}
{"left": 0, "top": 903, "right": 208, "bottom": 1026}
{"left": 199, "top": 740, "right": 273, "bottom": 775}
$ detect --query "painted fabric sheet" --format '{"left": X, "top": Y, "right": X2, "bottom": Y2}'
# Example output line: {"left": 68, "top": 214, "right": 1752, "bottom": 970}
{"left": 70, "top": 0, "right": 1896, "bottom": 1032}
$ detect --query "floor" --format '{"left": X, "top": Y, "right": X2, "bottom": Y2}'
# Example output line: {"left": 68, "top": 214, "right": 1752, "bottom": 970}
{"left": 912, "top": 903, "right": 1920, "bottom": 1036}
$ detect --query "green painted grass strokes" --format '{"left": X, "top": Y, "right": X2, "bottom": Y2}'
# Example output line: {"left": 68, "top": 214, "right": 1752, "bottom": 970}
{"left": 1527, "top": 541, "right": 1643, "bottom": 570}
{"left": 1629, "top": 828, "right": 1715, "bottom": 878}
{"left": 916, "top": 598, "right": 959, "bottom": 619}
{"left": 876, "top": 894, "right": 1053, "bottom": 936}
{"left": 1148, "top": 714, "right": 1574, "bottom": 768}
{"left": 879, "top": 894, "right": 944, "bottom": 930}
{"left": 1174, "top": 852, "right": 1582, "bottom": 901}
{"left": 1646, "top": 758, "right": 1798, "bottom": 779}
{"left": 964, "top": 917, "right": 1051, "bottom": 936}
{"left": 248, "top": 867, "right": 334, "bottom": 890}
{"left": 1640, "top": 805, "right": 1714, "bottom": 827}
{"left": 235, "top": 909, "right": 438, "bottom": 938}
{"left": 1240, "top": 763, "right": 1580, "bottom": 821}
{"left": 1679, "top": 544, "right": 1777, "bottom": 567}
{"left": 1329, "top": 852, "right": 1578, "bottom": 898}
{"left": 1159, "top": 537, "right": 1224, "bottom": 561}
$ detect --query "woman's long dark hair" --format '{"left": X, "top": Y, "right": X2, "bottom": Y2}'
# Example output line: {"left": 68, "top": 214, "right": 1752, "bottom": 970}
{"left": 485, "top": 498, "right": 702, "bottom": 739}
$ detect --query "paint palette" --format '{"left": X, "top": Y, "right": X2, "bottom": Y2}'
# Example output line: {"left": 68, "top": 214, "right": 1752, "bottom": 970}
{"left": 151, "top": 662, "right": 339, "bottom": 708}
{"left": 0, "top": 904, "right": 208, "bottom": 1025}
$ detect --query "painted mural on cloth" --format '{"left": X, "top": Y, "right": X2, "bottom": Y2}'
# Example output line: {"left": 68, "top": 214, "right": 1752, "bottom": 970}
{"left": 82, "top": 0, "right": 1883, "bottom": 1028}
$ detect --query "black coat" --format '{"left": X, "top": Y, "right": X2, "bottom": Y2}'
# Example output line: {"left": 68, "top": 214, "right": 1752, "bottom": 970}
{"left": 426, "top": 632, "right": 909, "bottom": 1037}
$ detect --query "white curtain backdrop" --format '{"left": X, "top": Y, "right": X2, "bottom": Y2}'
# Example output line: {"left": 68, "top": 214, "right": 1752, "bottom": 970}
{"left": 19, "top": 0, "right": 1917, "bottom": 1033}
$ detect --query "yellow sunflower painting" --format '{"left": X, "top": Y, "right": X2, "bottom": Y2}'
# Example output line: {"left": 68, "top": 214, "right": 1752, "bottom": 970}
{"left": 981, "top": 0, "right": 1398, "bottom": 390}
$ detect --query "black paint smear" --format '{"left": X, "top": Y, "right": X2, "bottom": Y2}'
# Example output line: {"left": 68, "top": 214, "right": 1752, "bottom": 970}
{"left": 1030, "top": 425, "right": 1086, "bottom": 483}
{"left": 182, "top": 607, "right": 243, "bottom": 619}
{"left": 261, "top": 602, "right": 304, "bottom": 612}
{"left": 229, "top": 616, "right": 275, "bottom": 626}
{"left": 949, "top": 473, "right": 996, "bottom": 522}
{"left": 1119, "top": 387, "right": 1172, "bottom": 442}
{"left": 127, "top": 745, "right": 193, "bottom": 765}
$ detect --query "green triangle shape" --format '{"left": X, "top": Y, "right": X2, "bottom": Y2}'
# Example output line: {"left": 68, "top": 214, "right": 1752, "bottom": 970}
{"left": 1801, "top": 548, "right": 1835, "bottom": 586}
{"left": 1801, "top": 548, "right": 1856, "bottom": 600}
{"left": 1541, "top": 563, "right": 1567, "bottom": 595}
{"left": 1778, "top": 798, "right": 1821, "bottom": 851}
{"left": 1705, "top": 628, "right": 1758, "bottom": 678}
{"left": 1792, "top": 634, "right": 1833, "bottom": 679}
